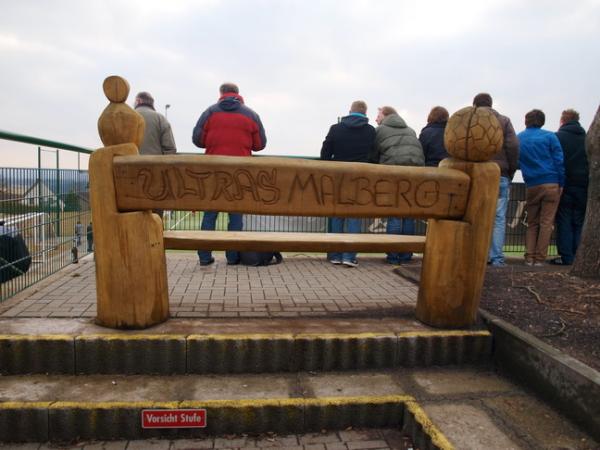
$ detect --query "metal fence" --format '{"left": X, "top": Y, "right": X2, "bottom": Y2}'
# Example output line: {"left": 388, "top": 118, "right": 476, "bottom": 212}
{"left": 1, "top": 129, "right": 552, "bottom": 301}
{"left": 0, "top": 130, "right": 92, "bottom": 301}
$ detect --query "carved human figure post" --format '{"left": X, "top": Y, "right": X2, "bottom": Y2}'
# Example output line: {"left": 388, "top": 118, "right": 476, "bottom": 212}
{"left": 416, "top": 106, "right": 503, "bottom": 327}
{"left": 90, "top": 75, "right": 169, "bottom": 329}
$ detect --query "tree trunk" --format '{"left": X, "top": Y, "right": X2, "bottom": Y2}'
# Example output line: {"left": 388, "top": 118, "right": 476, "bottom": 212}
{"left": 571, "top": 105, "right": 600, "bottom": 278}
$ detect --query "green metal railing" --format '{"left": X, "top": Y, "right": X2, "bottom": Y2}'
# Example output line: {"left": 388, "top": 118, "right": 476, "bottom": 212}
{"left": 0, "top": 130, "right": 93, "bottom": 154}
{"left": 1, "top": 129, "right": 551, "bottom": 302}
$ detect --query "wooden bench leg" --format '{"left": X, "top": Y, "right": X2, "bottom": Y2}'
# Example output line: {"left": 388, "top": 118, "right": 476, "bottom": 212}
{"left": 94, "top": 211, "right": 169, "bottom": 329}
{"left": 90, "top": 144, "right": 169, "bottom": 329}
{"left": 416, "top": 219, "right": 473, "bottom": 327}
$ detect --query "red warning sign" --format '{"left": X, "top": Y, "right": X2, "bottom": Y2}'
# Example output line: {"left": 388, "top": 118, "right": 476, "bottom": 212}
{"left": 141, "top": 409, "right": 207, "bottom": 428}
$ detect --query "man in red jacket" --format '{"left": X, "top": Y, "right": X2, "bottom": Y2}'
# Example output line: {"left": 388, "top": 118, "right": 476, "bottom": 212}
{"left": 192, "top": 83, "right": 267, "bottom": 266}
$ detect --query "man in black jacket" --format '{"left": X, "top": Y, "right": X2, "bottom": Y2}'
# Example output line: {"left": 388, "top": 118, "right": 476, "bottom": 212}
{"left": 552, "top": 109, "right": 589, "bottom": 265}
{"left": 321, "top": 100, "right": 375, "bottom": 267}
{"left": 419, "top": 106, "right": 450, "bottom": 167}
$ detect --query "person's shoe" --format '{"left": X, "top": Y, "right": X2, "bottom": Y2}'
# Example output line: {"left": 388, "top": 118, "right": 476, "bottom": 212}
{"left": 385, "top": 258, "right": 400, "bottom": 265}
{"left": 490, "top": 261, "right": 507, "bottom": 267}
{"left": 330, "top": 259, "right": 342, "bottom": 265}
{"left": 227, "top": 260, "right": 240, "bottom": 266}
{"left": 524, "top": 260, "right": 534, "bottom": 266}
{"left": 533, "top": 262, "right": 544, "bottom": 267}
{"left": 550, "top": 257, "right": 571, "bottom": 266}
{"left": 199, "top": 257, "right": 215, "bottom": 266}
{"left": 343, "top": 259, "right": 358, "bottom": 267}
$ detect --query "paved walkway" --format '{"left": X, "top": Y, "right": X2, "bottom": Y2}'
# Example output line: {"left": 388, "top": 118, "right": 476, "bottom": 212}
{"left": 0, "top": 428, "right": 407, "bottom": 449}
{"left": 0, "top": 253, "right": 418, "bottom": 319}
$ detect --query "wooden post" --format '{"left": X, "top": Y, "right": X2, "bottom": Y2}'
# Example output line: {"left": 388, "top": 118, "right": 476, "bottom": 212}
{"left": 417, "top": 161, "right": 499, "bottom": 327}
{"left": 90, "top": 76, "right": 169, "bottom": 329}
{"left": 416, "top": 106, "right": 502, "bottom": 328}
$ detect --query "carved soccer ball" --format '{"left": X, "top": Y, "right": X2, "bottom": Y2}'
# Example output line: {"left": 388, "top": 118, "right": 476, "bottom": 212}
{"left": 444, "top": 106, "right": 504, "bottom": 162}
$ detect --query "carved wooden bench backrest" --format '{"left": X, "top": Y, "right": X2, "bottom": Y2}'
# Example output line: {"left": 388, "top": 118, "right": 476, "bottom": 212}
{"left": 112, "top": 155, "right": 471, "bottom": 220}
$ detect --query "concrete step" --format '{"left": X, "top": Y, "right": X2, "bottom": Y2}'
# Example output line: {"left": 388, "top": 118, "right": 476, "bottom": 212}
{"left": 0, "top": 329, "right": 491, "bottom": 375}
{"left": 0, "top": 368, "right": 596, "bottom": 449}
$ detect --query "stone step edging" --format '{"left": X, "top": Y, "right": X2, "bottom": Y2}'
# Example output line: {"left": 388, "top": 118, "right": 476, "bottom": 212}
{"left": 0, "top": 395, "right": 453, "bottom": 449}
{"left": 0, "top": 331, "right": 492, "bottom": 375}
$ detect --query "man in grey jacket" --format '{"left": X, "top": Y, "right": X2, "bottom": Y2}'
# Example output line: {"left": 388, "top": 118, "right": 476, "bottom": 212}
{"left": 371, "top": 106, "right": 424, "bottom": 264}
{"left": 134, "top": 92, "right": 177, "bottom": 155}
{"left": 134, "top": 92, "right": 177, "bottom": 219}
{"left": 472, "top": 93, "right": 519, "bottom": 267}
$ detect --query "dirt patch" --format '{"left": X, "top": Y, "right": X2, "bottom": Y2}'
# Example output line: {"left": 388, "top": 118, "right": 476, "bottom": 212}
{"left": 397, "top": 262, "right": 600, "bottom": 372}
{"left": 481, "top": 265, "right": 600, "bottom": 372}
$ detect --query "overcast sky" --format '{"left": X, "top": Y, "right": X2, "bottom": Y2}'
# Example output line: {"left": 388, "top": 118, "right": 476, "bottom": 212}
{"left": 1, "top": 0, "right": 599, "bottom": 169}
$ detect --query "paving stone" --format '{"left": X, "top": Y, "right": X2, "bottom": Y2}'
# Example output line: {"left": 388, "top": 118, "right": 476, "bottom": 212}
{"left": 410, "top": 368, "right": 517, "bottom": 396}
{"left": 299, "top": 432, "right": 341, "bottom": 444}
{"left": 0, "top": 443, "right": 42, "bottom": 449}
{"left": 483, "top": 395, "right": 599, "bottom": 449}
{"left": 338, "top": 430, "right": 384, "bottom": 442}
{"left": 214, "top": 437, "right": 247, "bottom": 447}
{"left": 346, "top": 441, "right": 388, "bottom": 450}
{"left": 126, "top": 439, "right": 171, "bottom": 449}
{"left": 303, "top": 444, "right": 326, "bottom": 450}
{"left": 324, "top": 444, "right": 348, "bottom": 450}
{"left": 81, "top": 441, "right": 129, "bottom": 450}
{"left": 38, "top": 445, "right": 83, "bottom": 450}
{"left": 420, "top": 402, "right": 522, "bottom": 450}
{"left": 306, "top": 373, "right": 403, "bottom": 397}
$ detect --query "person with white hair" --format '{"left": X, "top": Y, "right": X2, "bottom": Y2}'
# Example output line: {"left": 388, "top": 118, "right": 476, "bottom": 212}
{"left": 134, "top": 91, "right": 177, "bottom": 156}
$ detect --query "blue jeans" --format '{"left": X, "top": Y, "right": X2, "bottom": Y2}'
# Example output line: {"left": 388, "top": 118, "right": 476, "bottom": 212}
{"left": 488, "top": 176, "right": 510, "bottom": 265}
{"left": 386, "top": 217, "right": 415, "bottom": 263}
{"left": 197, "top": 211, "right": 243, "bottom": 264}
{"left": 328, "top": 217, "right": 360, "bottom": 262}
{"left": 555, "top": 185, "right": 587, "bottom": 264}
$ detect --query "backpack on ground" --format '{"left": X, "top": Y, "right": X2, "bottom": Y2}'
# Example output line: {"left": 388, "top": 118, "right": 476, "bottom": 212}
{"left": 0, "top": 233, "right": 32, "bottom": 283}
{"left": 239, "top": 251, "right": 283, "bottom": 267}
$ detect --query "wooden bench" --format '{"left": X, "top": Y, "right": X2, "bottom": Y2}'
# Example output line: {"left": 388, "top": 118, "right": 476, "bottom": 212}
{"left": 91, "top": 76, "right": 501, "bottom": 330}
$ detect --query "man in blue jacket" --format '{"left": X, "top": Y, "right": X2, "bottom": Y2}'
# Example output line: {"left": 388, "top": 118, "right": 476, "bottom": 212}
{"left": 321, "top": 100, "right": 375, "bottom": 267}
{"left": 518, "top": 109, "right": 564, "bottom": 266}
{"left": 552, "top": 109, "right": 588, "bottom": 265}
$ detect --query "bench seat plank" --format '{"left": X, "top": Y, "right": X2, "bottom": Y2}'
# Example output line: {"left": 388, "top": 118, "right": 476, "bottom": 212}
{"left": 163, "top": 231, "right": 426, "bottom": 253}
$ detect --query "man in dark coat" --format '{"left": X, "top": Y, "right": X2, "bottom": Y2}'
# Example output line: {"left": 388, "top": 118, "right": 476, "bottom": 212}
{"left": 321, "top": 100, "right": 375, "bottom": 267}
{"left": 419, "top": 106, "right": 450, "bottom": 167}
{"left": 552, "top": 109, "right": 589, "bottom": 265}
